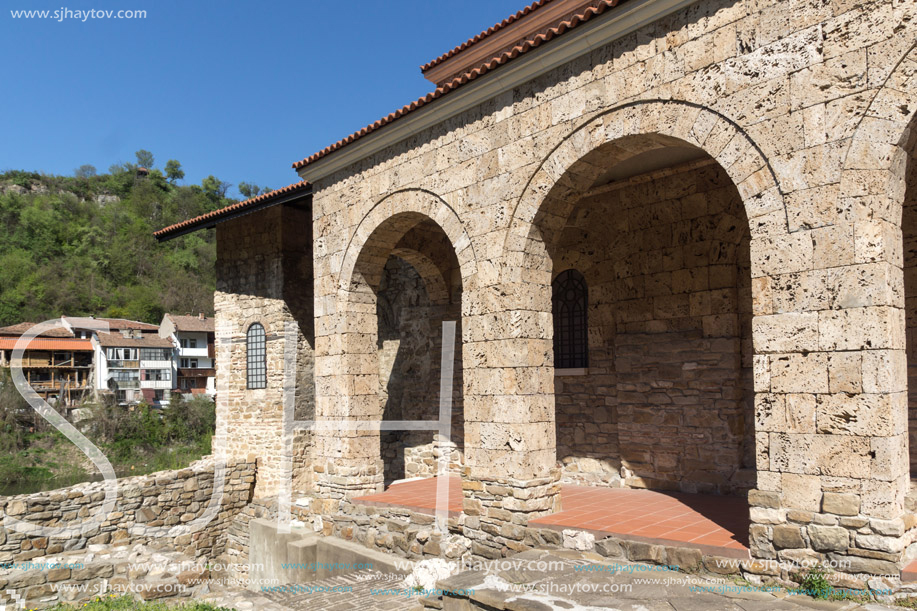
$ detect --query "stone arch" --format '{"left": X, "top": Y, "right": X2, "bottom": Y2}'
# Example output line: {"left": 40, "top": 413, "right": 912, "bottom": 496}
{"left": 504, "top": 99, "right": 784, "bottom": 279}
{"left": 839, "top": 42, "right": 917, "bottom": 228}
{"left": 339, "top": 188, "right": 477, "bottom": 299}
{"left": 857, "top": 43, "right": 917, "bottom": 481}
{"left": 319, "top": 189, "right": 471, "bottom": 495}
{"left": 389, "top": 248, "right": 450, "bottom": 305}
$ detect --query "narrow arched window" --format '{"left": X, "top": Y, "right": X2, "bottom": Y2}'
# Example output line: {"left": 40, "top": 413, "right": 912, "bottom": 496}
{"left": 552, "top": 269, "right": 588, "bottom": 369}
{"left": 246, "top": 323, "right": 267, "bottom": 389}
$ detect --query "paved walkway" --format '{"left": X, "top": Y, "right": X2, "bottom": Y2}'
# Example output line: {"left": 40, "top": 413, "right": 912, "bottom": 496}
{"left": 437, "top": 549, "right": 896, "bottom": 611}
{"left": 198, "top": 547, "right": 907, "bottom": 610}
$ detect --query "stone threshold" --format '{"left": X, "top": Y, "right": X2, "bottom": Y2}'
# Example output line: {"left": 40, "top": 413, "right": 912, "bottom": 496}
{"left": 549, "top": 523, "right": 751, "bottom": 560}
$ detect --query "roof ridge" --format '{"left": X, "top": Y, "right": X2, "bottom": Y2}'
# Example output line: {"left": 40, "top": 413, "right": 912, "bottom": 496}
{"left": 292, "top": 0, "right": 619, "bottom": 172}
{"left": 420, "top": 0, "right": 555, "bottom": 72}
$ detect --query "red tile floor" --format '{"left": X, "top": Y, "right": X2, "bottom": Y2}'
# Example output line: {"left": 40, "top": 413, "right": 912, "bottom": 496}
{"left": 353, "top": 476, "right": 750, "bottom": 558}
{"left": 353, "top": 476, "right": 464, "bottom": 516}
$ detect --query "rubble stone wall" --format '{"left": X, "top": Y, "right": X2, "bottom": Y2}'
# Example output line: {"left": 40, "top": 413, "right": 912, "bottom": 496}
{"left": 215, "top": 206, "right": 314, "bottom": 498}
{"left": 0, "top": 459, "right": 255, "bottom": 566}
{"left": 378, "top": 257, "right": 465, "bottom": 484}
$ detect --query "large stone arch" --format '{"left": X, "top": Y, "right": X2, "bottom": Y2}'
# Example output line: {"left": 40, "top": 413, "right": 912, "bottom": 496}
{"left": 504, "top": 99, "right": 785, "bottom": 280}
{"left": 838, "top": 42, "right": 917, "bottom": 228}
{"left": 850, "top": 43, "right": 917, "bottom": 482}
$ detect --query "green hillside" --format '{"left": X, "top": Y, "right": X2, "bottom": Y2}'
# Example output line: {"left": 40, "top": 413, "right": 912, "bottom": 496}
{"left": 0, "top": 154, "right": 263, "bottom": 326}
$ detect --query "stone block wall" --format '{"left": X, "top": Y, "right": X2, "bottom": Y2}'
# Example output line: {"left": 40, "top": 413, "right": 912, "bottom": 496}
{"left": 553, "top": 162, "right": 753, "bottom": 494}
{"left": 0, "top": 458, "right": 255, "bottom": 565}
{"left": 293, "top": 0, "right": 916, "bottom": 568}
{"left": 215, "top": 205, "right": 314, "bottom": 498}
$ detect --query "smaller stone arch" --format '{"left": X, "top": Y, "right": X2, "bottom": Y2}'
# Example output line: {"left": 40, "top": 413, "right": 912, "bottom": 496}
{"left": 389, "top": 248, "right": 450, "bottom": 305}
{"left": 339, "top": 189, "right": 477, "bottom": 300}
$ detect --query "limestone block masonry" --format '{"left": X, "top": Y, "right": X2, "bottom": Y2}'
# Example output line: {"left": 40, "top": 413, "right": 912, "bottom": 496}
{"left": 208, "top": 0, "right": 917, "bottom": 576}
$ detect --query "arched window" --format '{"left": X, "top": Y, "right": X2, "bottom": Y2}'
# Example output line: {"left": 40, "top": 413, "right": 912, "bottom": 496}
{"left": 552, "top": 269, "right": 588, "bottom": 369}
{"left": 246, "top": 323, "right": 267, "bottom": 389}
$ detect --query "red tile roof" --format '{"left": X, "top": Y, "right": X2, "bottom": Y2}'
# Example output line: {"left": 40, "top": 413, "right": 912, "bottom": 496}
{"left": 91, "top": 318, "right": 160, "bottom": 331}
{"left": 0, "top": 338, "right": 93, "bottom": 351}
{"left": 292, "top": 0, "right": 622, "bottom": 171}
{"left": 419, "top": 0, "right": 555, "bottom": 73}
{"left": 0, "top": 322, "right": 74, "bottom": 338}
{"left": 154, "top": 181, "right": 311, "bottom": 240}
{"left": 95, "top": 332, "right": 174, "bottom": 348}
{"left": 166, "top": 314, "right": 215, "bottom": 333}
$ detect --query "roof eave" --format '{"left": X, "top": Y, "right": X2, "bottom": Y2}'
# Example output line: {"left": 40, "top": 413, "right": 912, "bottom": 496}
{"left": 295, "top": 0, "right": 699, "bottom": 184}
{"left": 155, "top": 186, "right": 312, "bottom": 242}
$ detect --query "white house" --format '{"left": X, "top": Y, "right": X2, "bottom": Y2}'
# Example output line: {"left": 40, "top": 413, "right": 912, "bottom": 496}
{"left": 158, "top": 313, "right": 215, "bottom": 397}
{"left": 63, "top": 317, "right": 174, "bottom": 406}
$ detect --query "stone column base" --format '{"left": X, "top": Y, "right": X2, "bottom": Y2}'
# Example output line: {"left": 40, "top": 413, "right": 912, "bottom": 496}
{"left": 461, "top": 467, "right": 562, "bottom": 558}
{"left": 315, "top": 459, "right": 384, "bottom": 499}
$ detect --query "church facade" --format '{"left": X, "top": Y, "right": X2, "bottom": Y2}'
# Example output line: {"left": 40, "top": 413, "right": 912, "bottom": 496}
{"left": 157, "top": 0, "right": 917, "bottom": 574}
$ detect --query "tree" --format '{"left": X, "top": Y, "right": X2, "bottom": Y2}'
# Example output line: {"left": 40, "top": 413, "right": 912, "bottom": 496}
{"left": 237, "top": 182, "right": 266, "bottom": 199}
{"left": 135, "top": 149, "right": 154, "bottom": 169}
{"left": 165, "top": 159, "right": 185, "bottom": 183}
{"left": 201, "top": 175, "right": 231, "bottom": 200}
{"left": 75, "top": 164, "right": 97, "bottom": 179}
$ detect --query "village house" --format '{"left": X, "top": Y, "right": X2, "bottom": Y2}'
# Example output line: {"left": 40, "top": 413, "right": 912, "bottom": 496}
{"left": 155, "top": 0, "right": 917, "bottom": 580}
{"left": 0, "top": 322, "right": 94, "bottom": 406}
{"left": 159, "top": 313, "right": 217, "bottom": 397}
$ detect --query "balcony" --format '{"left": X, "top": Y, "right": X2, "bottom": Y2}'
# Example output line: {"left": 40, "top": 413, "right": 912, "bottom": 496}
{"left": 140, "top": 380, "right": 172, "bottom": 390}
{"left": 177, "top": 368, "right": 215, "bottom": 379}
{"left": 140, "top": 359, "right": 173, "bottom": 369}
{"left": 178, "top": 346, "right": 209, "bottom": 358}
{"left": 108, "top": 360, "right": 139, "bottom": 369}
{"left": 110, "top": 380, "right": 140, "bottom": 389}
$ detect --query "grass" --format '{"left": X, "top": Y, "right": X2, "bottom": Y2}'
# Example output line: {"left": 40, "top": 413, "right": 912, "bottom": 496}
{"left": 789, "top": 565, "right": 872, "bottom": 603}
{"left": 46, "top": 594, "right": 232, "bottom": 610}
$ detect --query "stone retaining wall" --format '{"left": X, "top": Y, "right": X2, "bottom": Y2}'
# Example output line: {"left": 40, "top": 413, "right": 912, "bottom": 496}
{"left": 0, "top": 458, "right": 255, "bottom": 566}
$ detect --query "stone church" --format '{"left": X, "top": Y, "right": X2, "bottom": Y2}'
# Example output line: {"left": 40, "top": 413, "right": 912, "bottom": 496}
{"left": 157, "top": 0, "right": 917, "bottom": 578}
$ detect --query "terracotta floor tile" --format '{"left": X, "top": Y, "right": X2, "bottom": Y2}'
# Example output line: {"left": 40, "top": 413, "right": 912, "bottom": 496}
{"left": 353, "top": 477, "right": 749, "bottom": 555}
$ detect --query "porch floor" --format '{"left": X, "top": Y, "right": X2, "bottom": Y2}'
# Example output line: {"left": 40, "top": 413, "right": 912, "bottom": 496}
{"left": 353, "top": 476, "right": 749, "bottom": 557}
{"left": 353, "top": 475, "right": 464, "bottom": 515}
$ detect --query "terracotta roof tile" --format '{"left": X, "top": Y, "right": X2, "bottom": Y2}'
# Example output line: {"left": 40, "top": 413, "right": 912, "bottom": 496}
{"left": 0, "top": 338, "right": 93, "bottom": 351}
{"left": 420, "top": 0, "right": 555, "bottom": 73}
{"left": 292, "top": 0, "right": 621, "bottom": 172}
{"left": 91, "top": 318, "right": 160, "bottom": 331}
{"left": 154, "top": 181, "right": 310, "bottom": 240}
{"left": 0, "top": 322, "right": 74, "bottom": 338}
{"left": 166, "top": 314, "right": 215, "bottom": 333}
{"left": 95, "top": 332, "right": 174, "bottom": 348}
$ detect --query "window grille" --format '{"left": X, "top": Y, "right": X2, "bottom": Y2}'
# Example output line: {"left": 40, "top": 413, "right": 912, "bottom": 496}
{"left": 247, "top": 323, "right": 267, "bottom": 389}
{"left": 552, "top": 269, "right": 588, "bottom": 369}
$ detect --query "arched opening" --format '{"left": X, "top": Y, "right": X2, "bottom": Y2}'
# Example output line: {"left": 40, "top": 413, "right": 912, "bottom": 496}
{"left": 543, "top": 141, "right": 754, "bottom": 495}
{"left": 347, "top": 213, "right": 465, "bottom": 490}
{"left": 903, "top": 122, "right": 917, "bottom": 486}
{"left": 521, "top": 133, "right": 755, "bottom": 550}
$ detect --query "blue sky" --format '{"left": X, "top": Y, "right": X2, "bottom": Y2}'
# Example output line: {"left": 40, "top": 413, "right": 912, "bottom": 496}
{"left": 2, "top": 0, "right": 527, "bottom": 198}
